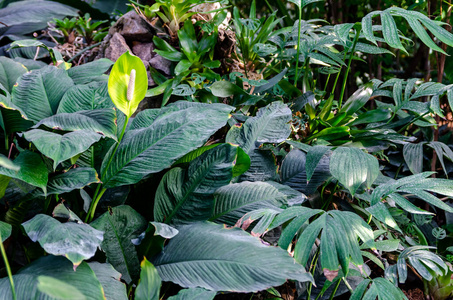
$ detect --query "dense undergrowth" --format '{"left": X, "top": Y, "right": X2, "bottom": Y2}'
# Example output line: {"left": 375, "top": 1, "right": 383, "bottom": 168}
{"left": 0, "top": 0, "right": 453, "bottom": 299}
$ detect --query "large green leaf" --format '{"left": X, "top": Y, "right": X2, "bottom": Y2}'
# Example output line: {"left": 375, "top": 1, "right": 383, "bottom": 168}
{"left": 101, "top": 102, "right": 232, "bottom": 188}
{"left": 36, "top": 109, "right": 118, "bottom": 140}
{"left": 350, "top": 278, "right": 407, "bottom": 300}
{"left": 0, "top": 150, "right": 47, "bottom": 193}
{"left": 57, "top": 82, "right": 113, "bottom": 114}
{"left": 135, "top": 258, "right": 161, "bottom": 300}
{"left": 154, "top": 144, "right": 239, "bottom": 224}
{"left": 88, "top": 262, "right": 128, "bottom": 300}
{"left": 153, "top": 222, "right": 313, "bottom": 292}
{"left": 37, "top": 276, "right": 86, "bottom": 299}
{"left": 0, "top": 83, "right": 34, "bottom": 134}
{"left": 11, "top": 66, "right": 74, "bottom": 123}
{"left": 22, "top": 214, "right": 103, "bottom": 267}
{"left": 46, "top": 167, "right": 100, "bottom": 195}
{"left": 91, "top": 205, "right": 147, "bottom": 283}
{"left": 168, "top": 288, "right": 216, "bottom": 300}
{"left": 0, "top": 255, "right": 104, "bottom": 300}
{"left": 108, "top": 51, "right": 148, "bottom": 118}
{"left": 211, "top": 181, "right": 305, "bottom": 226}
{"left": 0, "top": 220, "right": 11, "bottom": 241}
{"left": 0, "top": 56, "right": 27, "bottom": 92}
{"left": 67, "top": 59, "right": 113, "bottom": 85}
{"left": 226, "top": 102, "right": 291, "bottom": 181}
{"left": 329, "top": 147, "right": 379, "bottom": 195}
{"left": 23, "top": 129, "right": 103, "bottom": 170}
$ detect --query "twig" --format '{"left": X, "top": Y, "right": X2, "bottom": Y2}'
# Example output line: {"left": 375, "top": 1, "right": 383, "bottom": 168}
{"left": 67, "top": 42, "right": 101, "bottom": 63}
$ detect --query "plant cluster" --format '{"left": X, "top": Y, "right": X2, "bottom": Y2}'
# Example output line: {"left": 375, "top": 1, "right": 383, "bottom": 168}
{"left": 0, "top": 0, "right": 452, "bottom": 300}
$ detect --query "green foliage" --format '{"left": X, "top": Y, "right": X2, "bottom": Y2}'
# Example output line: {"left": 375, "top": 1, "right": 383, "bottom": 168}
{"left": 1, "top": 2, "right": 453, "bottom": 300}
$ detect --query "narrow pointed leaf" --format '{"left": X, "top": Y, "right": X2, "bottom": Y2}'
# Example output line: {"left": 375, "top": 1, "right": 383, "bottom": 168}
{"left": 403, "top": 142, "right": 424, "bottom": 174}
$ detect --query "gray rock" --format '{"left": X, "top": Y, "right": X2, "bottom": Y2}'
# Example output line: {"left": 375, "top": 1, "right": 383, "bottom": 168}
{"left": 109, "top": 11, "right": 154, "bottom": 42}
{"left": 132, "top": 41, "right": 154, "bottom": 66}
{"left": 149, "top": 54, "right": 172, "bottom": 76}
{"left": 104, "top": 32, "right": 131, "bottom": 62}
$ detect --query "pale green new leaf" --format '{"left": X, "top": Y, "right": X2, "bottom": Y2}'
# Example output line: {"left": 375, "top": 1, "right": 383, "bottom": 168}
{"left": 135, "top": 258, "right": 161, "bottom": 300}
{"left": 0, "top": 221, "right": 11, "bottom": 242}
{"left": 153, "top": 222, "right": 313, "bottom": 292}
{"left": 101, "top": 102, "right": 232, "bottom": 188}
{"left": 23, "top": 129, "right": 103, "bottom": 170}
{"left": 154, "top": 144, "right": 238, "bottom": 224}
{"left": 0, "top": 256, "right": 104, "bottom": 300}
{"left": 108, "top": 51, "right": 148, "bottom": 118}
{"left": 91, "top": 205, "right": 147, "bottom": 283}
{"left": 22, "top": 214, "right": 103, "bottom": 267}
{"left": 37, "top": 276, "right": 86, "bottom": 300}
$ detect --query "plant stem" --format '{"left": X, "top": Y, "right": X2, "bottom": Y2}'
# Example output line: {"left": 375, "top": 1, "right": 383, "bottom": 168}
{"left": 338, "top": 29, "right": 360, "bottom": 109}
{"left": 85, "top": 116, "right": 129, "bottom": 223}
{"left": 328, "top": 278, "right": 342, "bottom": 300}
{"left": 67, "top": 42, "right": 102, "bottom": 63}
{"left": 307, "top": 249, "right": 320, "bottom": 299}
{"left": 0, "top": 234, "right": 16, "bottom": 300}
{"left": 294, "top": 5, "right": 302, "bottom": 87}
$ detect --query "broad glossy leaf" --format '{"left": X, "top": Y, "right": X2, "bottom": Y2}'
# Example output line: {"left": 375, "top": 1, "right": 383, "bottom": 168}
{"left": 168, "top": 288, "right": 216, "bottom": 300}
{"left": 0, "top": 151, "right": 47, "bottom": 193}
{"left": 11, "top": 66, "right": 74, "bottom": 122}
{"left": 0, "top": 220, "right": 11, "bottom": 242}
{"left": 23, "top": 129, "right": 103, "bottom": 170}
{"left": 0, "top": 56, "right": 27, "bottom": 92}
{"left": 403, "top": 142, "right": 424, "bottom": 174}
{"left": 108, "top": 51, "right": 148, "bottom": 118}
{"left": 0, "top": 255, "right": 104, "bottom": 300}
{"left": 134, "top": 222, "right": 179, "bottom": 260}
{"left": 350, "top": 278, "right": 407, "bottom": 300}
{"left": 88, "top": 262, "right": 128, "bottom": 300}
{"left": 57, "top": 82, "right": 113, "bottom": 114}
{"left": 46, "top": 167, "right": 100, "bottom": 195}
{"left": 210, "top": 81, "right": 245, "bottom": 97}
{"left": 211, "top": 181, "right": 305, "bottom": 226}
{"left": 227, "top": 102, "right": 291, "bottom": 181}
{"left": 153, "top": 222, "right": 313, "bottom": 292}
{"left": 281, "top": 148, "right": 331, "bottom": 195}
{"left": 67, "top": 59, "right": 113, "bottom": 84}
{"left": 154, "top": 144, "right": 238, "bottom": 224}
{"left": 36, "top": 109, "right": 118, "bottom": 140}
{"left": 101, "top": 102, "right": 232, "bottom": 188}
{"left": 91, "top": 205, "right": 147, "bottom": 283}
{"left": 22, "top": 214, "right": 103, "bottom": 267}
{"left": 330, "top": 147, "right": 379, "bottom": 195}
{"left": 135, "top": 258, "right": 161, "bottom": 300}
{"left": 37, "top": 276, "right": 86, "bottom": 299}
